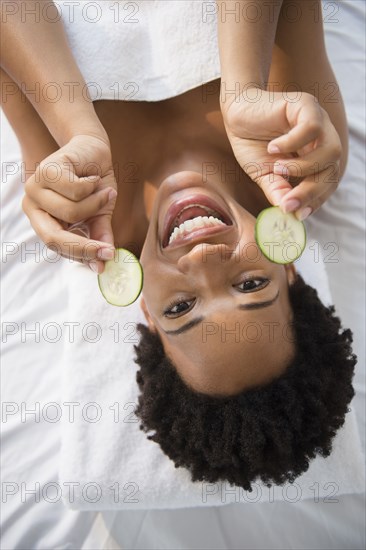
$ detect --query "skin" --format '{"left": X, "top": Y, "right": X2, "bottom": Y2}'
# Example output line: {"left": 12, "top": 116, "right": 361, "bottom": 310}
{"left": 2, "top": 75, "right": 298, "bottom": 395}
{"left": 0, "top": 1, "right": 347, "bottom": 396}
{"left": 140, "top": 171, "right": 297, "bottom": 396}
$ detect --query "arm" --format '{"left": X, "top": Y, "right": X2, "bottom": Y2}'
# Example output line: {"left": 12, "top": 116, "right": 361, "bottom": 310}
{"left": 216, "top": 0, "right": 344, "bottom": 220}
{"left": 217, "top": 0, "right": 283, "bottom": 97}
{"left": 1, "top": 1, "right": 117, "bottom": 272}
{"left": 0, "top": 0, "right": 107, "bottom": 147}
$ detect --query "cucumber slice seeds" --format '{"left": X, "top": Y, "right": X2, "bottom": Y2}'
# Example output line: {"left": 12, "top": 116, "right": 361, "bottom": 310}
{"left": 98, "top": 248, "right": 143, "bottom": 306}
{"left": 255, "top": 206, "right": 306, "bottom": 264}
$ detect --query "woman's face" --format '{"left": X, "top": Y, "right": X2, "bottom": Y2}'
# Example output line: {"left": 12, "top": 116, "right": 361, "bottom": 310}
{"left": 140, "top": 171, "right": 297, "bottom": 396}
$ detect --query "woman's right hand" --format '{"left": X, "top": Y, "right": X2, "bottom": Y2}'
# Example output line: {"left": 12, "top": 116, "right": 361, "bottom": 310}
{"left": 22, "top": 134, "right": 118, "bottom": 274}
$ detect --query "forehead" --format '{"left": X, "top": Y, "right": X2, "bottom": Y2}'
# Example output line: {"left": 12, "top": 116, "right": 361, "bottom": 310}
{"left": 162, "top": 324, "right": 295, "bottom": 396}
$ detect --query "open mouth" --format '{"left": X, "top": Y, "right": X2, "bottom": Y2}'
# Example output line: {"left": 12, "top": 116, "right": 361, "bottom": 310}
{"left": 162, "top": 194, "right": 233, "bottom": 248}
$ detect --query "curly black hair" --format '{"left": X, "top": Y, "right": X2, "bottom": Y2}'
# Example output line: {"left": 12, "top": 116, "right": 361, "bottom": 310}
{"left": 134, "top": 274, "right": 356, "bottom": 491}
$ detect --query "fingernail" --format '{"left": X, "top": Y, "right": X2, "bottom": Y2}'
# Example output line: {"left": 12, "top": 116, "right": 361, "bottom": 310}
{"left": 85, "top": 175, "right": 100, "bottom": 181}
{"left": 272, "top": 191, "right": 286, "bottom": 205}
{"left": 268, "top": 144, "right": 280, "bottom": 154}
{"left": 97, "top": 247, "right": 115, "bottom": 260}
{"left": 108, "top": 189, "right": 118, "bottom": 201}
{"left": 297, "top": 206, "right": 312, "bottom": 221}
{"left": 273, "top": 164, "right": 289, "bottom": 176}
{"left": 282, "top": 199, "right": 301, "bottom": 213}
{"left": 88, "top": 260, "right": 100, "bottom": 273}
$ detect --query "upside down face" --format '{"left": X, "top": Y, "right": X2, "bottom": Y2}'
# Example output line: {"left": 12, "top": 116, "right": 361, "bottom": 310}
{"left": 140, "top": 171, "right": 297, "bottom": 396}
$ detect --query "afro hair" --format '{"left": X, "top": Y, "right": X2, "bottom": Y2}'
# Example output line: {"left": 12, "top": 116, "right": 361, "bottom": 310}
{"left": 134, "top": 274, "right": 356, "bottom": 491}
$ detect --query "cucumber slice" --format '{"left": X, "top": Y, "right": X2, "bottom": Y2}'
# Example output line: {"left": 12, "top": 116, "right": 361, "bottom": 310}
{"left": 255, "top": 206, "right": 306, "bottom": 264}
{"left": 98, "top": 248, "right": 143, "bottom": 306}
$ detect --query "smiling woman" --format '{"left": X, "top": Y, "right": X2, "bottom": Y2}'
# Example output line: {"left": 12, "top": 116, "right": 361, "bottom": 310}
{"left": 139, "top": 172, "right": 297, "bottom": 395}
{"left": 0, "top": 0, "right": 355, "bottom": 496}
{"left": 133, "top": 170, "right": 356, "bottom": 491}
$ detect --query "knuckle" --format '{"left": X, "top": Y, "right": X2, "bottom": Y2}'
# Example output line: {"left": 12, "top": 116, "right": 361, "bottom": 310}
{"left": 24, "top": 179, "right": 30, "bottom": 194}
{"left": 21, "top": 194, "right": 29, "bottom": 214}
{"left": 99, "top": 191, "right": 109, "bottom": 207}
{"left": 306, "top": 120, "right": 321, "bottom": 135}
{"left": 287, "top": 160, "right": 302, "bottom": 177}
{"left": 34, "top": 163, "right": 44, "bottom": 181}
{"left": 63, "top": 205, "right": 79, "bottom": 224}
{"left": 58, "top": 152, "right": 70, "bottom": 164}
{"left": 332, "top": 141, "right": 343, "bottom": 160}
{"left": 24, "top": 176, "right": 36, "bottom": 195}
{"left": 305, "top": 188, "right": 316, "bottom": 203}
{"left": 278, "top": 137, "right": 290, "bottom": 151}
{"left": 70, "top": 185, "right": 84, "bottom": 202}
{"left": 327, "top": 161, "right": 341, "bottom": 184}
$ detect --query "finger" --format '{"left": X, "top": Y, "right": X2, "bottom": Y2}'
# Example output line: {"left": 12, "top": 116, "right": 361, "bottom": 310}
{"left": 268, "top": 118, "right": 322, "bottom": 155}
{"left": 272, "top": 142, "right": 342, "bottom": 179}
{"left": 268, "top": 96, "right": 323, "bottom": 154}
{"left": 25, "top": 169, "right": 102, "bottom": 202}
{"left": 88, "top": 213, "right": 115, "bottom": 247}
{"left": 87, "top": 259, "right": 106, "bottom": 274}
{"left": 255, "top": 172, "right": 294, "bottom": 206}
{"left": 278, "top": 163, "right": 340, "bottom": 219}
{"left": 22, "top": 197, "right": 115, "bottom": 265}
{"left": 50, "top": 174, "right": 102, "bottom": 201}
{"left": 30, "top": 186, "right": 117, "bottom": 225}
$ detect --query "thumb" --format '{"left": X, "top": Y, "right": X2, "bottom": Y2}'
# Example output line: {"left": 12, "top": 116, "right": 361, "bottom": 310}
{"left": 89, "top": 213, "right": 115, "bottom": 247}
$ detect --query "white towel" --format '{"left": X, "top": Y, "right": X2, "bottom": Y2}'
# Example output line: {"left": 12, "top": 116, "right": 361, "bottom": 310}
{"left": 60, "top": 240, "right": 365, "bottom": 511}
{"left": 58, "top": 0, "right": 220, "bottom": 101}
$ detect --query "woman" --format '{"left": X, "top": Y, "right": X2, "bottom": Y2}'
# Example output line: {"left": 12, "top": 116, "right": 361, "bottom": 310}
{"left": 0, "top": 0, "right": 355, "bottom": 490}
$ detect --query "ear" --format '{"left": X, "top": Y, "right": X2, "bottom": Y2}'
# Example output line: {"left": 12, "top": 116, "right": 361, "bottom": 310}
{"left": 140, "top": 296, "right": 157, "bottom": 333}
{"left": 284, "top": 263, "right": 297, "bottom": 285}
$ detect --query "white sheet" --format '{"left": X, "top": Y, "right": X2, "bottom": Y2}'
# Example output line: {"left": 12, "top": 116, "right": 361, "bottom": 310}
{"left": 1, "top": 0, "right": 365, "bottom": 548}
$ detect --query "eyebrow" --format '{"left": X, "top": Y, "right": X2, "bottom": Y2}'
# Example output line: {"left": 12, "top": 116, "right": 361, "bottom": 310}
{"left": 163, "top": 290, "right": 280, "bottom": 336}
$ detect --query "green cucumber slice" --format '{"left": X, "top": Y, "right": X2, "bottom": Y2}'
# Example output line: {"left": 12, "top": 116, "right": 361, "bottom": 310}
{"left": 255, "top": 206, "right": 306, "bottom": 264}
{"left": 98, "top": 248, "right": 143, "bottom": 306}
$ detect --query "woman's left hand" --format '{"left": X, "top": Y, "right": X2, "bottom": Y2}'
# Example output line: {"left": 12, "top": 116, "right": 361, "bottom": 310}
{"left": 221, "top": 88, "right": 343, "bottom": 220}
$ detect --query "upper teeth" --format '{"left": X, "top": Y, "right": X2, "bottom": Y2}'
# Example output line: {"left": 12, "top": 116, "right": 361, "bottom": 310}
{"left": 168, "top": 216, "right": 226, "bottom": 244}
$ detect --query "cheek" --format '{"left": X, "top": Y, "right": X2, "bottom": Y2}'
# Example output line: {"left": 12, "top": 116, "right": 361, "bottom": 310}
{"left": 140, "top": 262, "right": 169, "bottom": 316}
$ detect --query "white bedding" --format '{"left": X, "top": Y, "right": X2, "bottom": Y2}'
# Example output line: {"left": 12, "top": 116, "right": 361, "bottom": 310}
{"left": 1, "top": 1, "right": 365, "bottom": 548}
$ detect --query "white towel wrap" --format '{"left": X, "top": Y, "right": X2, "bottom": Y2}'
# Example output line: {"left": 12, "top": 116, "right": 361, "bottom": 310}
{"left": 57, "top": 0, "right": 221, "bottom": 102}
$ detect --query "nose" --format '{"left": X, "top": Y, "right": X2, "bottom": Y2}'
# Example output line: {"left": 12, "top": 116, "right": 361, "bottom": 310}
{"left": 177, "top": 243, "right": 234, "bottom": 277}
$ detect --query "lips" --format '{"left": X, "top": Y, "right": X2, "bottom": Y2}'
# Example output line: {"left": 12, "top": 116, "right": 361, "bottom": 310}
{"left": 161, "top": 194, "right": 233, "bottom": 248}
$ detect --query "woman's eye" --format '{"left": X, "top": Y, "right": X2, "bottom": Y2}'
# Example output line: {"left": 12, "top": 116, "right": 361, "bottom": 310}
{"left": 235, "top": 278, "right": 269, "bottom": 292}
{"left": 164, "top": 299, "right": 195, "bottom": 317}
